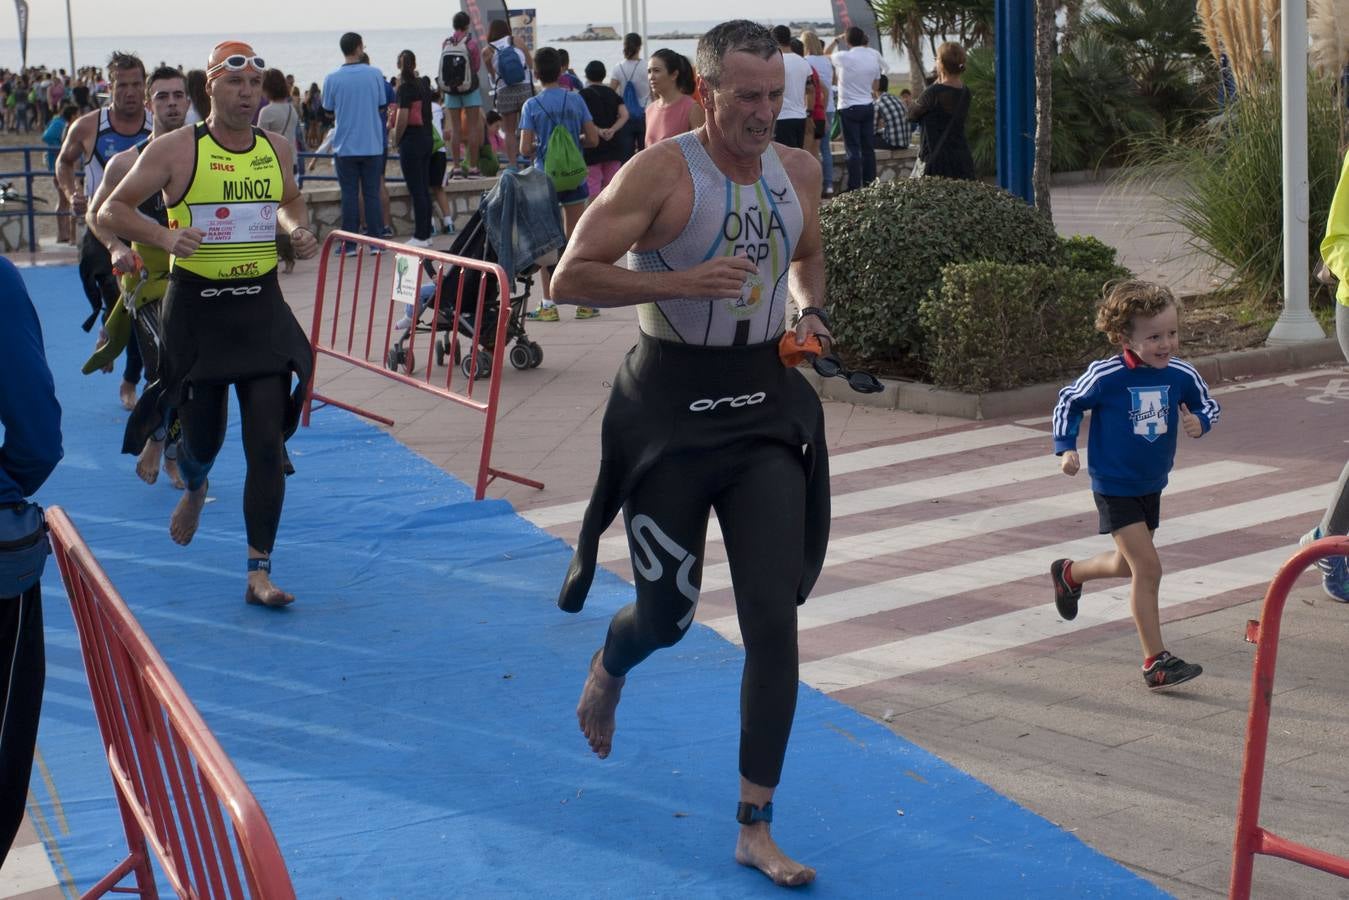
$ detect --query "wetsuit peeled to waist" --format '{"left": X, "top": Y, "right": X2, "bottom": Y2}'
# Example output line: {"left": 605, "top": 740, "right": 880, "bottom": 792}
{"left": 559, "top": 334, "right": 830, "bottom": 613}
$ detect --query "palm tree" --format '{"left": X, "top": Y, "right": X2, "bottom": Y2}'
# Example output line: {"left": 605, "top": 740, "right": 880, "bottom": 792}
{"left": 875, "top": 0, "right": 996, "bottom": 91}
{"left": 1086, "top": 0, "right": 1209, "bottom": 126}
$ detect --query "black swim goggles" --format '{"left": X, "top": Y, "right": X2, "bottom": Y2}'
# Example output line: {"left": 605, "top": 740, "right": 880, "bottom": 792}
{"left": 812, "top": 354, "right": 884, "bottom": 394}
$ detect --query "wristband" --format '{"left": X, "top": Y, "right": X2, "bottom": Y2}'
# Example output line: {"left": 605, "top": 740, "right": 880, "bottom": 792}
{"left": 795, "top": 306, "right": 830, "bottom": 329}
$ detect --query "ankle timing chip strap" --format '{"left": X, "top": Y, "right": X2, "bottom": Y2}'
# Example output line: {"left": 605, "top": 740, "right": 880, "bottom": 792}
{"left": 247, "top": 557, "right": 271, "bottom": 573}
{"left": 735, "top": 801, "right": 773, "bottom": 825}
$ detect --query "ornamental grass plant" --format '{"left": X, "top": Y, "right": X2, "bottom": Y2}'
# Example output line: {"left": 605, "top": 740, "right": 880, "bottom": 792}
{"left": 1127, "top": 69, "right": 1341, "bottom": 309}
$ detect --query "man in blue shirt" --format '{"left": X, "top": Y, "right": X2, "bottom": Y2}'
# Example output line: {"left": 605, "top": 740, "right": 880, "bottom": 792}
{"left": 0, "top": 257, "right": 63, "bottom": 864}
{"left": 322, "top": 32, "right": 389, "bottom": 255}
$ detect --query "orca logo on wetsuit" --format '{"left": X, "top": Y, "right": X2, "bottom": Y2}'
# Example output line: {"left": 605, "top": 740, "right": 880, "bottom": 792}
{"left": 688, "top": 392, "right": 766, "bottom": 413}
{"left": 200, "top": 285, "right": 263, "bottom": 298}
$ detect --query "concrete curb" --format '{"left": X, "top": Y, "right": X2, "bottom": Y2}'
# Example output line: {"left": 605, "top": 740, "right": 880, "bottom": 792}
{"left": 805, "top": 338, "right": 1346, "bottom": 419}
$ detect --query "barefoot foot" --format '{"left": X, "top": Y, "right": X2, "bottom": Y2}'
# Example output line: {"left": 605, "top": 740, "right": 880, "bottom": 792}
{"left": 163, "top": 454, "right": 185, "bottom": 490}
{"left": 169, "top": 481, "right": 207, "bottom": 545}
{"left": 119, "top": 379, "right": 137, "bottom": 411}
{"left": 735, "top": 824, "right": 816, "bottom": 887}
{"left": 136, "top": 439, "right": 164, "bottom": 485}
{"left": 245, "top": 571, "right": 295, "bottom": 608}
{"left": 576, "top": 649, "right": 624, "bottom": 759}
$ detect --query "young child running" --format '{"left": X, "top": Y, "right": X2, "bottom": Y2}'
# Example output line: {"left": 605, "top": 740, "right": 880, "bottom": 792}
{"left": 1049, "top": 280, "right": 1220, "bottom": 690}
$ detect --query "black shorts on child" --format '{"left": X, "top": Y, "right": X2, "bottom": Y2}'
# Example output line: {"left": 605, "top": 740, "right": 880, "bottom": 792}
{"left": 1093, "top": 492, "right": 1161, "bottom": 535}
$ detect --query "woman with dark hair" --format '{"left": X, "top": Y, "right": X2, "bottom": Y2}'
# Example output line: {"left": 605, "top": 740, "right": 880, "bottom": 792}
{"left": 184, "top": 69, "right": 209, "bottom": 124}
{"left": 390, "top": 50, "right": 434, "bottom": 245}
{"left": 484, "top": 18, "right": 534, "bottom": 170}
{"left": 908, "top": 41, "right": 975, "bottom": 180}
{"left": 643, "top": 49, "right": 702, "bottom": 145}
{"left": 609, "top": 32, "right": 648, "bottom": 152}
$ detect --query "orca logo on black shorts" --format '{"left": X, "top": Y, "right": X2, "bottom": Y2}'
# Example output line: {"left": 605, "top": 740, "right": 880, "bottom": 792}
{"left": 200, "top": 285, "right": 263, "bottom": 298}
{"left": 688, "top": 391, "right": 766, "bottom": 413}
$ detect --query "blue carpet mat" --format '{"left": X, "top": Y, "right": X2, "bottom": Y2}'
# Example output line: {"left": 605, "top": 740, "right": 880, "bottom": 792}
{"left": 19, "top": 265, "right": 1166, "bottom": 897}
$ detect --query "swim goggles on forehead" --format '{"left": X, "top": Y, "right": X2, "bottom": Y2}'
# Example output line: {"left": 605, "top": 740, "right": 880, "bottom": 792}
{"left": 207, "top": 54, "right": 265, "bottom": 78}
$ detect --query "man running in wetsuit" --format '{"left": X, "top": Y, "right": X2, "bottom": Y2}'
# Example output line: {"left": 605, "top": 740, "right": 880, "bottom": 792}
{"left": 98, "top": 41, "right": 319, "bottom": 608}
{"left": 551, "top": 19, "right": 833, "bottom": 888}
{"left": 56, "top": 51, "right": 152, "bottom": 411}
{"left": 85, "top": 65, "right": 189, "bottom": 490}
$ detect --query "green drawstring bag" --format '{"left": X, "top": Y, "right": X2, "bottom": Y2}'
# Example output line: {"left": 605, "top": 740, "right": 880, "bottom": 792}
{"left": 478, "top": 143, "right": 500, "bottom": 177}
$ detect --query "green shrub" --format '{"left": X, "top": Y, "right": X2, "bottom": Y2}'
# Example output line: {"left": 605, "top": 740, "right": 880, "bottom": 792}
{"left": 1057, "top": 234, "right": 1132, "bottom": 282}
{"left": 820, "top": 177, "right": 1059, "bottom": 361}
{"left": 919, "top": 261, "right": 1111, "bottom": 392}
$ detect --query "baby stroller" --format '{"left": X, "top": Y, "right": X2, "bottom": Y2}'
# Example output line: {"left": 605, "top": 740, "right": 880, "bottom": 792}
{"left": 385, "top": 206, "right": 544, "bottom": 380}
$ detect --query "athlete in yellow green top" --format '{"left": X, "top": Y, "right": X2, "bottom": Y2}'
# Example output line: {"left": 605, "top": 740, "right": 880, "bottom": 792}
{"left": 99, "top": 41, "right": 320, "bottom": 609}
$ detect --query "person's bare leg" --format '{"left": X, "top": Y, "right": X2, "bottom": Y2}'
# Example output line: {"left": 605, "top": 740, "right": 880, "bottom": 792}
{"left": 136, "top": 437, "right": 164, "bottom": 484}
{"left": 163, "top": 453, "right": 184, "bottom": 490}
{"left": 465, "top": 107, "right": 482, "bottom": 169}
{"left": 448, "top": 107, "right": 464, "bottom": 171}
{"left": 119, "top": 378, "right": 137, "bottom": 410}
{"left": 245, "top": 551, "right": 294, "bottom": 607}
{"left": 1065, "top": 546, "right": 1131, "bottom": 585}
{"left": 576, "top": 648, "right": 624, "bottom": 758}
{"left": 169, "top": 479, "right": 208, "bottom": 545}
{"left": 734, "top": 777, "right": 816, "bottom": 887}
{"left": 1113, "top": 523, "right": 1164, "bottom": 658}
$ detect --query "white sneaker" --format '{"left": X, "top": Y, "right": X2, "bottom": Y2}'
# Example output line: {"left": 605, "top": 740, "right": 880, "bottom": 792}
{"left": 405, "top": 236, "right": 432, "bottom": 248}
{"left": 394, "top": 315, "right": 412, "bottom": 331}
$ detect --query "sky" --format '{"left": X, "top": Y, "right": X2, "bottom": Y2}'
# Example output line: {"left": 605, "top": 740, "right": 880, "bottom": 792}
{"left": 18, "top": 0, "right": 833, "bottom": 38}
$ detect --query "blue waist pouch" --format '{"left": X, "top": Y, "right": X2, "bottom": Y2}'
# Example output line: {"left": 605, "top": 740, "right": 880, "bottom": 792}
{"left": 0, "top": 501, "right": 50, "bottom": 597}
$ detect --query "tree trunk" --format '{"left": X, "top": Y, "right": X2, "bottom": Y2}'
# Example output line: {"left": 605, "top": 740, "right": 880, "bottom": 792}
{"left": 1032, "top": 0, "right": 1056, "bottom": 220}
{"left": 1061, "top": 0, "right": 1084, "bottom": 52}
{"left": 903, "top": 12, "right": 926, "bottom": 93}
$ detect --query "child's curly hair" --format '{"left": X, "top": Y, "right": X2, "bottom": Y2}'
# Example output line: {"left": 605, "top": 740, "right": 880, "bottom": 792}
{"left": 1095, "top": 280, "right": 1179, "bottom": 345}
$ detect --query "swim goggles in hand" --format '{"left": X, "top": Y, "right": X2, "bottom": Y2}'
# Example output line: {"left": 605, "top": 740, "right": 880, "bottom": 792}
{"left": 812, "top": 354, "right": 884, "bottom": 394}
{"left": 208, "top": 55, "right": 266, "bottom": 77}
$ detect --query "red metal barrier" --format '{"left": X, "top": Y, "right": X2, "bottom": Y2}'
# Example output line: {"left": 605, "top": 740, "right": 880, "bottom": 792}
{"left": 47, "top": 506, "right": 296, "bottom": 900}
{"left": 1230, "top": 535, "right": 1349, "bottom": 898}
{"left": 302, "top": 229, "right": 543, "bottom": 500}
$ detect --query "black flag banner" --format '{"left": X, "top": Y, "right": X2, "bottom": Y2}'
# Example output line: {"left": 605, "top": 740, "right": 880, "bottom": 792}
{"left": 13, "top": 0, "right": 27, "bottom": 69}
{"left": 830, "top": 0, "right": 881, "bottom": 50}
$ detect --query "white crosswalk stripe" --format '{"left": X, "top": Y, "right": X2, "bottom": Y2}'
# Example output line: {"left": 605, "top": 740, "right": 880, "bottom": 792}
{"left": 704, "top": 483, "right": 1332, "bottom": 640}
{"left": 798, "top": 545, "right": 1293, "bottom": 693}
{"left": 520, "top": 424, "right": 1046, "bottom": 529}
{"left": 522, "top": 385, "right": 1336, "bottom": 699}
{"left": 591, "top": 452, "right": 1080, "bottom": 565}
{"left": 696, "top": 461, "right": 1274, "bottom": 593}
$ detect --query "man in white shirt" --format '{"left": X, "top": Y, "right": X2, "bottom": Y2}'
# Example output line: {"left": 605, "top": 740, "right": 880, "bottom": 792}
{"left": 829, "top": 26, "right": 886, "bottom": 191}
{"left": 770, "top": 25, "right": 813, "bottom": 149}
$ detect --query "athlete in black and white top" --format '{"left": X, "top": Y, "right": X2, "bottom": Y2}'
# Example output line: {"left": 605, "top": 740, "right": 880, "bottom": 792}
{"left": 552, "top": 19, "right": 832, "bottom": 888}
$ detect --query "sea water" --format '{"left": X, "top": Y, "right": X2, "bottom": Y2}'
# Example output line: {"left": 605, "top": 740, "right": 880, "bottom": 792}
{"left": 0, "top": 20, "right": 913, "bottom": 91}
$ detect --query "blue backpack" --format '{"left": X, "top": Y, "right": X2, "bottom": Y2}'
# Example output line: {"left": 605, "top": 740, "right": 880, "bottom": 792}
{"left": 496, "top": 39, "right": 527, "bottom": 86}
{"left": 620, "top": 61, "right": 644, "bottom": 120}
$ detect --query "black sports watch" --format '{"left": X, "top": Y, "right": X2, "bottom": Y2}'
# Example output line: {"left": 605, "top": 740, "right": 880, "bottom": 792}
{"left": 795, "top": 306, "right": 830, "bottom": 329}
